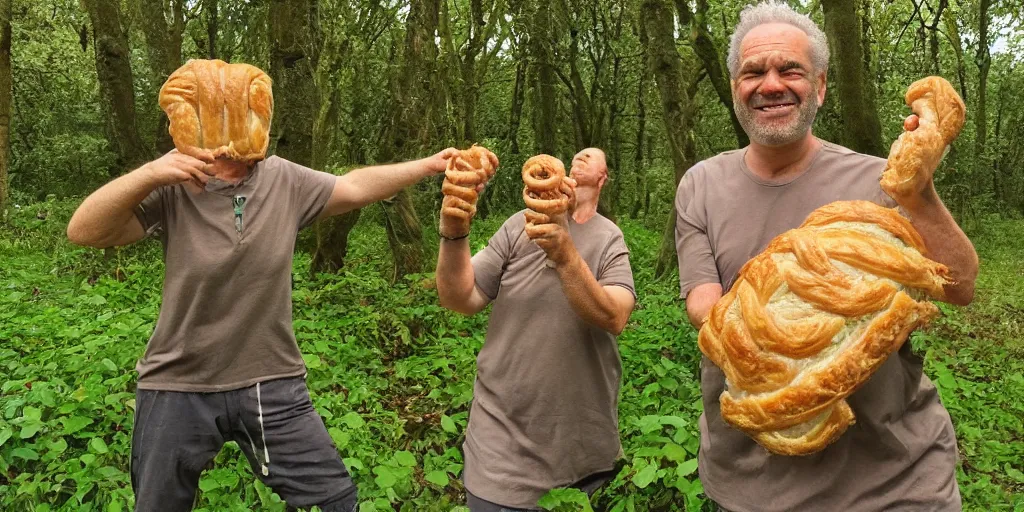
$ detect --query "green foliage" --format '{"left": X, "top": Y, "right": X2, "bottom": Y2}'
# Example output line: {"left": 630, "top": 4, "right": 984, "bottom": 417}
{"left": 2, "top": 199, "right": 1022, "bottom": 511}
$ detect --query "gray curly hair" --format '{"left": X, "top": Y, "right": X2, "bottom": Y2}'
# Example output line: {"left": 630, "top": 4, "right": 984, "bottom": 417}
{"left": 726, "top": 1, "right": 830, "bottom": 78}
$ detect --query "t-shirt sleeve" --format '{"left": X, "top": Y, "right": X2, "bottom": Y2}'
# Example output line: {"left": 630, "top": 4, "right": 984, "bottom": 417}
{"left": 675, "top": 163, "right": 721, "bottom": 299}
{"left": 598, "top": 230, "right": 636, "bottom": 299}
{"left": 133, "top": 186, "right": 168, "bottom": 237}
{"left": 284, "top": 158, "right": 338, "bottom": 230}
{"left": 471, "top": 216, "right": 516, "bottom": 301}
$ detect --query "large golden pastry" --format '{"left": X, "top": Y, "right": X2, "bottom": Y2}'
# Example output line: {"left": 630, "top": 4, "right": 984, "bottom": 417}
{"left": 159, "top": 59, "right": 273, "bottom": 163}
{"left": 521, "top": 155, "right": 575, "bottom": 228}
{"left": 698, "top": 76, "right": 965, "bottom": 456}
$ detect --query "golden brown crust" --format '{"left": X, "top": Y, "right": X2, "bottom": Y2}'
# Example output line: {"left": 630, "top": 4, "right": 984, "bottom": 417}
{"left": 159, "top": 59, "right": 273, "bottom": 163}
{"left": 880, "top": 76, "right": 966, "bottom": 200}
{"left": 698, "top": 201, "right": 951, "bottom": 456}
{"left": 440, "top": 145, "right": 498, "bottom": 229}
{"left": 522, "top": 155, "right": 570, "bottom": 216}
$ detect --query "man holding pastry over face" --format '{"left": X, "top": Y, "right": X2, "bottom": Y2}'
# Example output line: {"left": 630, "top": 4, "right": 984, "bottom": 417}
{"left": 674, "top": 2, "right": 978, "bottom": 511}
{"left": 435, "top": 147, "right": 636, "bottom": 511}
{"left": 66, "top": 59, "right": 460, "bottom": 512}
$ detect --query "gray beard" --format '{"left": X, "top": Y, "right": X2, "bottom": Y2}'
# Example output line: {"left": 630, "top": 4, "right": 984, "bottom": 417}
{"left": 735, "top": 92, "right": 819, "bottom": 147}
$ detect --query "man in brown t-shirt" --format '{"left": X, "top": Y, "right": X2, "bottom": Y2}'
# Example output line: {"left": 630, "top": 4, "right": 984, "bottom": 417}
{"left": 436, "top": 148, "right": 637, "bottom": 511}
{"left": 674, "top": 3, "right": 979, "bottom": 511}
{"left": 67, "top": 145, "right": 460, "bottom": 510}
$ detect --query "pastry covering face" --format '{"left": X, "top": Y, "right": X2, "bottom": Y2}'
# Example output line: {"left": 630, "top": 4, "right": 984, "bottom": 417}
{"left": 159, "top": 59, "right": 274, "bottom": 163}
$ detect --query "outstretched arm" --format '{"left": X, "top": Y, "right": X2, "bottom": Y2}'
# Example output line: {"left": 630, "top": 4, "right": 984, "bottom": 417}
{"left": 436, "top": 238, "right": 492, "bottom": 315}
{"left": 318, "top": 148, "right": 458, "bottom": 219}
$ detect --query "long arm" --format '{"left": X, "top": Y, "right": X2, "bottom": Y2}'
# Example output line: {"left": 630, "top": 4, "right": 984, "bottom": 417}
{"left": 435, "top": 238, "right": 492, "bottom": 315}
{"left": 902, "top": 186, "right": 979, "bottom": 305}
{"left": 319, "top": 149, "right": 457, "bottom": 219}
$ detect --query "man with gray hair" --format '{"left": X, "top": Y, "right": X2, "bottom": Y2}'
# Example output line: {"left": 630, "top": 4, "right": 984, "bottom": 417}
{"left": 675, "top": 2, "right": 977, "bottom": 511}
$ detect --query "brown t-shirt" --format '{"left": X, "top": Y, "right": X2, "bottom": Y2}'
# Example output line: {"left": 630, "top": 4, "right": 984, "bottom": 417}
{"left": 465, "top": 211, "right": 635, "bottom": 509}
{"left": 675, "top": 141, "right": 961, "bottom": 511}
{"left": 133, "top": 155, "right": 336, "bottom": 392}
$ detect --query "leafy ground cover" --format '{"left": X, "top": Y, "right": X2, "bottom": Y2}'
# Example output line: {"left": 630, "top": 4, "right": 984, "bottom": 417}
{"left": 1, "top": 199, "right": 1021, "bottom": 511}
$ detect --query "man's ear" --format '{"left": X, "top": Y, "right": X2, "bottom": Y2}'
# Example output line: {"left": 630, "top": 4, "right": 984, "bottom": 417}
{"left": 816, "top": 72, "right": 827, "bottom": 106}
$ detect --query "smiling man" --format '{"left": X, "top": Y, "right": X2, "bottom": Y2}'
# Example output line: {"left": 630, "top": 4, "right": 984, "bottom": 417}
{"left": 673, "top": 2, "right": 977, "bottom": 511}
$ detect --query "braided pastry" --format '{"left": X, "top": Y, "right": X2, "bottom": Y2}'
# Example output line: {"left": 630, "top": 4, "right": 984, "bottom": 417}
{"left": 159, "top": 59, "right": 273, "bottom": 163}
{"left": 881, "top": 76, "right": 966, "bottom": 199}
{"left": 698, "top": 77, "right": 966, "bottom": 456}
{"left": 440, "top": 145, "right": 497, "bottom": 237}
{"left": 522, "top": 155, "right": 574, "bottom": 227}
{"left": 698, "top": 201, "right": 951, "bottom": 455}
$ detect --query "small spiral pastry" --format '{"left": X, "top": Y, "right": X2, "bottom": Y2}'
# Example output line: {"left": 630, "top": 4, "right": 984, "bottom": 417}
{"left": 522, "top": 155, "right": 570, "bottom": 217}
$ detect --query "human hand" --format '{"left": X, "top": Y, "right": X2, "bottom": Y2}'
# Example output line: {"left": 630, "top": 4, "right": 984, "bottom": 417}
{"left": 424, "top": 147, "right": 461, "bottom": 175}
{"left": 524, "top": 211, "right": 575, "bottom": 267}
{"left": 140, "top": 150, "right": 216, "bottom": 190}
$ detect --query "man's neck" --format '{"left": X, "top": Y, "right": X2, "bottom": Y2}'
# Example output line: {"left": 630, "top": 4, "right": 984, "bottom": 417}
{"left": 572, "top": 186, "right": 600, "bottom": 224}
{"left": 745, "top": 133, "right": 822, "bottom": 182}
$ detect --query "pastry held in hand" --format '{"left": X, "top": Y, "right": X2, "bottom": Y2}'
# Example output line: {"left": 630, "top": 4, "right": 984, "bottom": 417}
{"left": 881, "top": 76, "right": 966, "bottom": 201}
{"left": 697, "top": 200, "right": 952, "bottom": 456}
{"left": 159, "top": 59, "right": 274, "bottom": 163}
{"left": 521, "top": 154, "right": 575, "bottom": 227}
{"left": 440, "top": 145, "right": 498, "bottom": 238}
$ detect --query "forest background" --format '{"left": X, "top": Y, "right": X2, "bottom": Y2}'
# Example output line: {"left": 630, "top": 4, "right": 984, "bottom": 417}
{"left": 0, "top": 0, "right": 1022, "bottom": 510}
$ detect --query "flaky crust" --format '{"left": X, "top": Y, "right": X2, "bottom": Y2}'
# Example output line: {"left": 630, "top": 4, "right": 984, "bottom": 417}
{"left": 521, "top": 154, "right": 574, "bottom": 226}
{"left": 158, "top": 59, "right": 273, "bottom": 163}
{"left": 880, "top": 76, "right": 966, "bottom": 198}
{"left": 697, "top": 201, "right": 951, "bottom": 456}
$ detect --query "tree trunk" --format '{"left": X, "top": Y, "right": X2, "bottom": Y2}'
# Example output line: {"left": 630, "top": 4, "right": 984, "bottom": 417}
{"left": 642, "top": 0, "right": 697, "bottom": 278}
{"left": 507, "top": 57, "right": 527, "bottom": 155}
{"left": 821, "top": 0, "right": 884, "bottom": 157}
{"left": 206, "top": 0, "right": 218, "bottom": 59}
{"left": 377, "top": 0, "right": 442, "bottom": 281}
{"left": 942, "top": 7, "right": 969, "bottom": 106}
{"left": 268, "top": 0, "right": 316, "bottom": 167}
{"left": 677, "top": 0, "right": 747, "bottom": 147}
{"left": 0, "top": 0, "right": 10, "bottom": 220}
{"left": 528, "top": 0, "right": 558, "bottom": 155}
{"left": 974, "top": 0, "right": 991, "bottom": 197}
{"left": 83, "top": 0, "right": 151, "bottom": 175}
{"left": 136, "top": 0, "right": 185, "bottom": 153}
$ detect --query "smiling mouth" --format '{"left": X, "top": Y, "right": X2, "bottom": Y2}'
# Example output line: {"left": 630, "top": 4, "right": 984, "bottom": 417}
{"left": 756, "top": 103, "right": 796, "bottom": 112}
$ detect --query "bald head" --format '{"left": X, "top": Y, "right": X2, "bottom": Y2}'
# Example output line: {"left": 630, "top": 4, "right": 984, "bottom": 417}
{"left": 570, "top": 148, "right": 608, "bottom": 188}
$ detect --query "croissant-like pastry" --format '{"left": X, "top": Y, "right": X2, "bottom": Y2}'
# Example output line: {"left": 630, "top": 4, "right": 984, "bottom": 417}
{"left": 158, "top": 59, "right": 273, "bottom": 163}
{"left": 881, "top": 76, "right": 965, "bottom": 199}
{"left": 698, "top": 201, "right": 952, "bottom": 455}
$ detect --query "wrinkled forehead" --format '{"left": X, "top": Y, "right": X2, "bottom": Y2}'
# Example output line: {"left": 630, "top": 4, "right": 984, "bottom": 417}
{"left": 739, "top": 23, "right": 813, "bottom": 70}
{"left": 574, "top": 148, "right": 607, "bottom": 163}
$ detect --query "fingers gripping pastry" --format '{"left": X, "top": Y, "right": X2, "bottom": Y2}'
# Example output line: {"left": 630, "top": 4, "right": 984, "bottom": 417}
{"left": 697, "top": 201, "right": 953, "bottom": 455}
{"left": 159, "top": 59, "right": 274, "bottom": 163}
{"left": 881, "top": 76, "right": 966, "bottom": 200}
{"left": 522, "top": 155, "right": 571, "bottom": 227}
{"left": 440, "top": 145, "right": 498, "bottom": 238}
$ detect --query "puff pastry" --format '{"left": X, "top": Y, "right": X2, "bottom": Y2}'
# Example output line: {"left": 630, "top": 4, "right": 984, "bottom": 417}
{"left": 521, "top": 154, "right": 575, "bottom": 228}
{"left": 159, "top": 59, "right": 274, "bottom": 163}
{"left": 698, "top": 77, "right": 965, "bottom": 456}
{"left": 881, "top": 76, "right": 966, "bottom": 199}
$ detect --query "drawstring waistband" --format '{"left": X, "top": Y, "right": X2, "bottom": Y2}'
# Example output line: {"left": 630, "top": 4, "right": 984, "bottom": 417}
{"left": 256, "top": 382, "right": 271, "bottom": 475}
{"left": 239, "top": 383, "right": 271, "bottom": 477}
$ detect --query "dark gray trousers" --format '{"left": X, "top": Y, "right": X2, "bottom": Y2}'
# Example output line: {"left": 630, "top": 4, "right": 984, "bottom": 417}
{"left": 130, "top": 376, "right": 357, "bottom": 512}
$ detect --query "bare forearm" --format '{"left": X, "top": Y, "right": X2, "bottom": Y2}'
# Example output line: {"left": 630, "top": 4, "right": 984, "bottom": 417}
{"left": 556, "top": 250, "right": 631, "bottom": 335}
{"left": 436, "top": 238, "right": 477, "bottom": 314}
{"left": 67, "top": 168, "right": 159, "bottom": 247}
{"left": 685, "top": 283, "right": 723, "bottom": 329}
{"left": 341, "top": 159, "right": 434, "bottom": 208}
{"left": 903, "top": 186, "right": 979, "bottom": 305}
